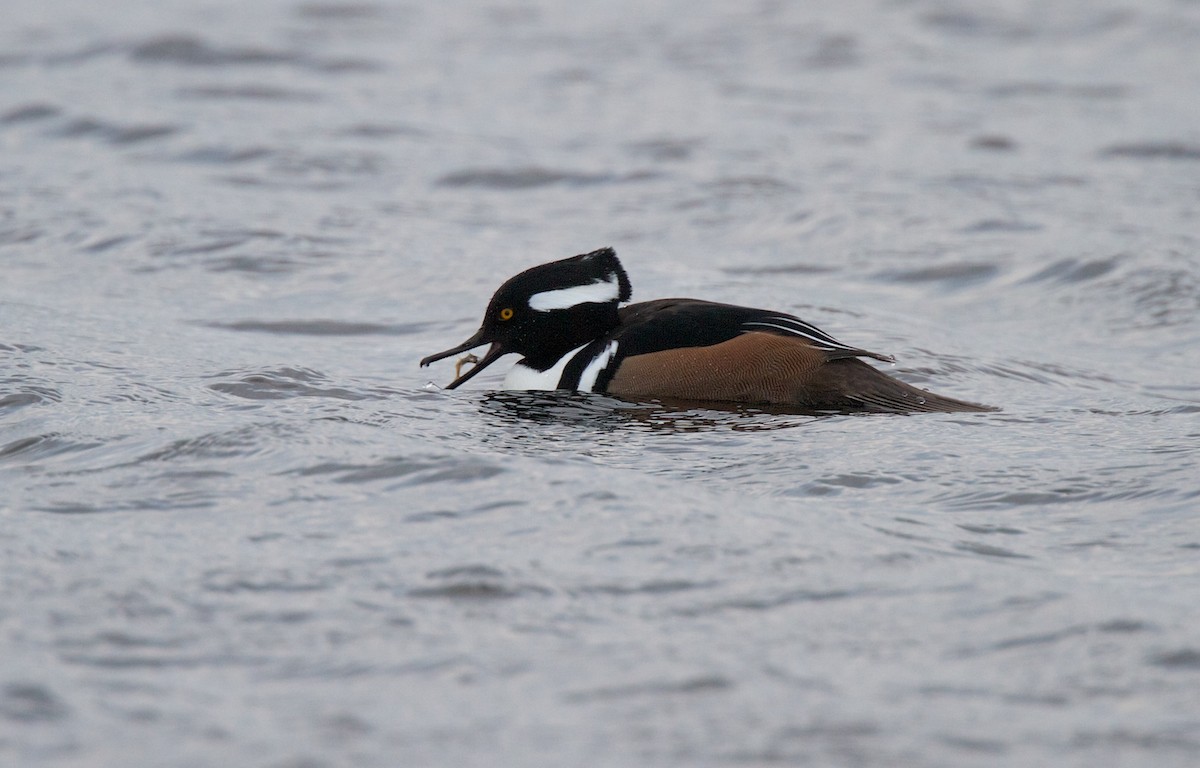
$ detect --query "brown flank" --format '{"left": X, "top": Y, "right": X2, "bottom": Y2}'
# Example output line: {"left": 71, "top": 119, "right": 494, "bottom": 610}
{"left": 606, "top": 332, "right": 994, "bottom": 413}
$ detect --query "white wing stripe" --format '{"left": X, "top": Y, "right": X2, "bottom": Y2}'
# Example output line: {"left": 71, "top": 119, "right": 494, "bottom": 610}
{"left": 756, "top": 315, "right": 846, "bottom": 345}
{"left": 742, "top": 317, "right": 860, "bottom": 351}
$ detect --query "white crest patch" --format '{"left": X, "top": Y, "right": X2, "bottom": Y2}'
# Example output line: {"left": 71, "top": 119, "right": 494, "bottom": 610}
{"left": 576, "top": 341, "right": 618, "bottom": 392}
{"left": 528, "top": 275, "right": 620, "bottom": 312}
{"left": 503, "top": 343, "right": 589, "bottom": 390}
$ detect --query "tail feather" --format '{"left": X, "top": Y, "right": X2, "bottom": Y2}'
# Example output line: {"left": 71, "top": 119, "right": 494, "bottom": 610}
{"left": 812, "top": 358, "right": 996, "bottom": 414}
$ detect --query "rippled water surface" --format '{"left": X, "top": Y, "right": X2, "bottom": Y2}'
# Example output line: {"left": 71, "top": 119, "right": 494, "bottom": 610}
{"left": 4, "top": 1, "right": 1200, "bottom": 765}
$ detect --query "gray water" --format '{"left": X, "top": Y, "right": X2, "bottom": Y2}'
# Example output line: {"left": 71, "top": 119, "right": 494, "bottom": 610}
{"left": 3, "top": 1, "right": 1200, "bottom": 766}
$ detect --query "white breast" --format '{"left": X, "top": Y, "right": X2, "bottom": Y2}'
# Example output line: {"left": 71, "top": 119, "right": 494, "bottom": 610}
{"left": 503, "top": 343, "right": 589, "bottom": 391}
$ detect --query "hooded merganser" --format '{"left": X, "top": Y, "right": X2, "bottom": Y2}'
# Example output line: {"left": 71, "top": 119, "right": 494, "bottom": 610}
{"left": 420, "top": 248, "right": 994, "bottom": 413}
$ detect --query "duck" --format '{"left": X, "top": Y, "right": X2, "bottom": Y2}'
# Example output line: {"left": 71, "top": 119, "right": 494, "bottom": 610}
{"left": 420, "top": 247, "right": 994, "bottom": 413}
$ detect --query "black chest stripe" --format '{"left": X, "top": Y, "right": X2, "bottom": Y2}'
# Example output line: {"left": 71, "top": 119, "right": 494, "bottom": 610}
{"left": 558, "top": 339, "right": 615, "bottom": 390}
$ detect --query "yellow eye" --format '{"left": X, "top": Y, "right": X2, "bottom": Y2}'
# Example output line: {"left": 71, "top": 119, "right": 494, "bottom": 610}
{"left": 499, "top": 307, "right": 514, "bottom": 321}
